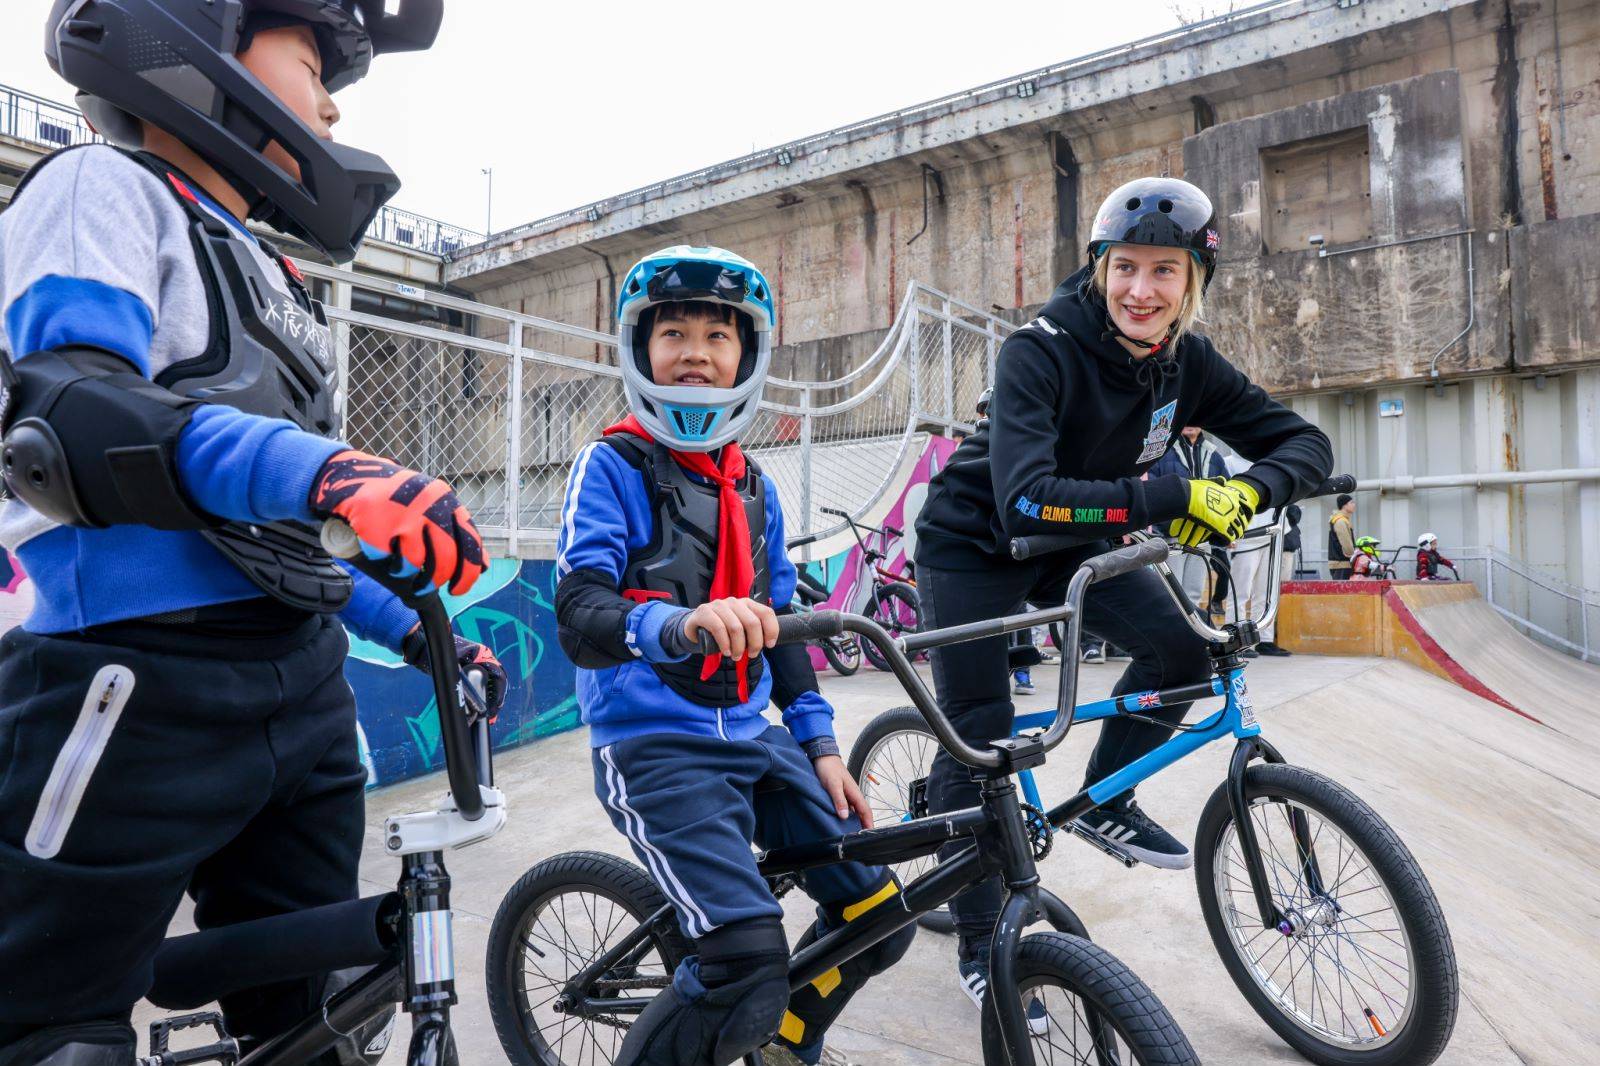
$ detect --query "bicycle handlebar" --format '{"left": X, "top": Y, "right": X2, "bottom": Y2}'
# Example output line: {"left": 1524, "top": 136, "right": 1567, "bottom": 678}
{"left": 786, "top": 533, "right": 819, "bottom": 550}
{"left": 1313, "top": 473, "right": 1357, "bottom": 497}
{"left": 819, "top": 506, "right": 850, "bottom": 519}
{"left": 320, "top": 519, "right": 487, "bottom": 821}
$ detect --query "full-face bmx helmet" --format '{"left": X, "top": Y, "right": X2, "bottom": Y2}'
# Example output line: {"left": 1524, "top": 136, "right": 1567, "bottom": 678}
{"left": 615, "top": 246, "right": 775, "bottom": 453}
{"left": 1355, "top": 536, "right": 1382, "bottom": 557}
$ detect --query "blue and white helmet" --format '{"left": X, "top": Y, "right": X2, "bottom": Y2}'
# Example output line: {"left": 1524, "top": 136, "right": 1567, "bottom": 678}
{"left": 616, "top": 245, "right": 775, "bottom": 452}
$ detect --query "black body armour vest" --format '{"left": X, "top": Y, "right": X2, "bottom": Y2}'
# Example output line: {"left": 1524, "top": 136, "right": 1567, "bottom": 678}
{"left": 12, "top": 147, "right": 352, "bottom": 612}
{"left": 603, "top": 434, "right": 770, "bottom": 707}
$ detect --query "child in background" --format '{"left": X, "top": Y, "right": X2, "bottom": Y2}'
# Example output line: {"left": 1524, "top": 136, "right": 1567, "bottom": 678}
{"left": 1416, "top": 533, "right": 1455, "bottom": 580}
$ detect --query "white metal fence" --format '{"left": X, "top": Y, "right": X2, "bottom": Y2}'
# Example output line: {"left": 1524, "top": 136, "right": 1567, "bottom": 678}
{"left": 308, "top": 264, "right": 1010, "bottom": 553}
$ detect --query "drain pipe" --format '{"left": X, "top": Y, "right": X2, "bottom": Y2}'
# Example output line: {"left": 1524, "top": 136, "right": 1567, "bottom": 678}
{"left": 1427, "top": 231, "right": 1476, "bottom": 383}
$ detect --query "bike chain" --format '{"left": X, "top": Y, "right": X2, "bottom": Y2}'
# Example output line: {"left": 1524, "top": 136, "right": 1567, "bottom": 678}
{"left": 1021, "top": 803, "right": 1053, "bottom": 861}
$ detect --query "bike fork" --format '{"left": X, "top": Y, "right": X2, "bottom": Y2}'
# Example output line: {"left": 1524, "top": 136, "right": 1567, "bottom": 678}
{"left": 401, "top": 851, "right": 457, "bottom": 1066}
{"left": 1227, "top": 737, "right": 1325, "bottom": 932}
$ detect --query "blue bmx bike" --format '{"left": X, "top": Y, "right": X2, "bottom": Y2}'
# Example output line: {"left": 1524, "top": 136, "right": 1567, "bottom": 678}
{"left": 848, "top": 484, "right": 1460, "bottom": 1066}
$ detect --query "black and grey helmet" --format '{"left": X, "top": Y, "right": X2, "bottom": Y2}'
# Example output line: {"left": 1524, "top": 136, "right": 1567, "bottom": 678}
{"left": 46, "top": 0, "right": 442, "bottom": 261}
{"left": 1088, "top": 177, "right": 1219, "bottom": 291}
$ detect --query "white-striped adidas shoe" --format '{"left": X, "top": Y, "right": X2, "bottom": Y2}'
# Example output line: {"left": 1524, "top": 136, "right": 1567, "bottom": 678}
{"left": 1073, "top": 800, "right": 1192, "bottom": 870}
{"left": 958, "top": 958, "right": 1049, "bottom": 1036}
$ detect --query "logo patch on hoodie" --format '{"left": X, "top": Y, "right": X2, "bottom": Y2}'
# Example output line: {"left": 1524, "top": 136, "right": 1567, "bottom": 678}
{"left": 1136, "top": 400, "right": 1177, "bottom": 464}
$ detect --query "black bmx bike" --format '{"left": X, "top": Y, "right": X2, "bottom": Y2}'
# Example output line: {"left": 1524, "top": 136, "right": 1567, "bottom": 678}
{"left": 131, "top": 519, "right": 506, "bottom": 1066}
{"left": 483, "top": 542, "right": 1204, "bottom": 1066}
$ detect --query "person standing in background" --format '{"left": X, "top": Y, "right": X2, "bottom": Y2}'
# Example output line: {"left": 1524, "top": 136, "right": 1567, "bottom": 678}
{"left": 1328, "top": 494, "right": 1357, "bottom": 579}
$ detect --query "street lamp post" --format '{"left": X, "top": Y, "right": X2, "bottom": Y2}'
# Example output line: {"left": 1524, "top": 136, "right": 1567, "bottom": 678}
{"left": 481, "top": 166, "right": 493, "bottom": 237}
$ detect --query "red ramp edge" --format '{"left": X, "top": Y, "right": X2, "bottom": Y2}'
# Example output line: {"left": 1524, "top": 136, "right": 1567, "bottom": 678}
{"left": 1380, "top": 587, "right": 1543, "bottom": 725}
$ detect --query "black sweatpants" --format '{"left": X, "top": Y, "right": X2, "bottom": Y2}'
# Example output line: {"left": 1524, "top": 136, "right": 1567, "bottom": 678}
{"left": 0, "top": 614, "right": 365, "bottom": 1048}
{"left": 921, "top": 544, "right": 1211, "bottom": 948}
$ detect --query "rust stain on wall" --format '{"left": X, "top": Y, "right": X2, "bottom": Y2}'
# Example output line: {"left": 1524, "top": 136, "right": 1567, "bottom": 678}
{"left": 1534, "top": 64, "right": 1560, "bottom": 221}
{"left": 1013, "top": 179, "right": 1025, "bottom": 308}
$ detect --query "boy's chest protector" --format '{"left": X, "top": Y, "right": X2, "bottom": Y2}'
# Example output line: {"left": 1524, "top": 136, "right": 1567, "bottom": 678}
{"left": 135, "top": 150, "right": 349, "bottom": 611}
{"left": 612, "top": 436, "right": 770, "bottom": 707}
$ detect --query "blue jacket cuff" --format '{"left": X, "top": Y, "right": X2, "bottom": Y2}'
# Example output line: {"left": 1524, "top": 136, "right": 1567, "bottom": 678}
{"left": 368, "top": 595, "right": 421, "bottom": 654}
{"left": 253, "top": 428, "right": 346, "bottom": 523}
{"left": 627, "top": 601, "right": 690, "bottom": 664}
{"left": 783, "top": 692, "right": 836, "bottom": 745}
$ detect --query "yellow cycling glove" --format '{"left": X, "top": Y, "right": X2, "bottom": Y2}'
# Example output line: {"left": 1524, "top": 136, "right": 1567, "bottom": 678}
{"left": 1168, "top": 477, "right": 1261, "bottom": 547}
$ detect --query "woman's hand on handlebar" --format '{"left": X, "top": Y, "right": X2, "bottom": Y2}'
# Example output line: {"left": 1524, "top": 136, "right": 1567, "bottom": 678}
{"left": 1169, "top": 477, "right": 1259, "bottom": 547}
{"left": 812, "top": 754, "right": 874, "bottom": 828}
{"left": 683, "top": 597, "right": 778, "bottom": 661}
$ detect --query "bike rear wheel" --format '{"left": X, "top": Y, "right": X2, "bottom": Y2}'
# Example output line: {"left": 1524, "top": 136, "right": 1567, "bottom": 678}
{"left": 861, "top": 581, "right": 922, "bottom": 672}
{"left": 847, "top": 706, "right": 955, "bottom": 934}
{"left": 486, "top": 851, "right": 692, "bottom": 1066}
{"left": 980, "top": 932, "right": 1199, "bottom": 1065}
{"left": 1194, "top": 764, "right": 1458, "bottom": 1066}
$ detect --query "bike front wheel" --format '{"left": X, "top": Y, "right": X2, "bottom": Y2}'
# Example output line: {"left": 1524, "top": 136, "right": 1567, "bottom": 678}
{"left": 1194, "top": 763, "right": 1458, "bottom": 1066}
{"left": 821, "top": 635, "right": 861, "bottom": 676}
{"left": 980, "top": 932, "right": 1199, "bottom": 1065}
{"left": 486, "top": 851, "right": 692, "bottom": 1066}
{"left": 861, "top": 581, "right": 921, "bottom": 672}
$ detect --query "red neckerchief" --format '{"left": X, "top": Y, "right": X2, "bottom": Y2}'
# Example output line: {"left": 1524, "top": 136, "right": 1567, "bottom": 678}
{"left": 603, "top": 415, "right": 755, "bottom": 701}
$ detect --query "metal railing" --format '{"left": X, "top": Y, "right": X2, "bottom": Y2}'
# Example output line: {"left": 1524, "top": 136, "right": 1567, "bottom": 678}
{"left": 0, "top": 81, "right": 481, "bottom": 257}
{"left": 305, "top": 262, "right": 1010, "bottom": 553}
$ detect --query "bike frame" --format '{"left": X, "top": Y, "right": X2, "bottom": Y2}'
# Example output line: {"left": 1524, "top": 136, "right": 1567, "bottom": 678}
{"left": 553, "top": 541, "right": 1173, "bottom": 1066}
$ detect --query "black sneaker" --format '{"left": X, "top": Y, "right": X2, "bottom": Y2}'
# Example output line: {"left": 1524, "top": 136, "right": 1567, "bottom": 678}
{"left": 1080, "top": 642, "right": 1106, "bottom": 664}
{"left": 1073, "top": 800, "right": 1192, "bottom": 870}
{"left": 1258, "top": 641, "right": 1293, "bottom": 657}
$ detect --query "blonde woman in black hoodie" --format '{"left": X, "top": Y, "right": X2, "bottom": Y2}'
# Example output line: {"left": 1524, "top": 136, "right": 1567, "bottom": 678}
{"left": 913, "top": 177, "right": 1334, "bottom": 1008}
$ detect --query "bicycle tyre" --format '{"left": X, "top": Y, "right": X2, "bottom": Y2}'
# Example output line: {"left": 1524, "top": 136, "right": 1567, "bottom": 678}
{"left": 979, "top": 932, "right": 1199, "bottom": 1065}
{"left": 861, "top": 581, "right": 921, "bottom": 672}
{"left": 1194, "top": 763, "right": 1458, "bottom": 1066}
{"left": 486, "top": 850, "right": 692, "bottom": 1066}
{"left": 821, "top": 636, "right": 861, "bottom": 676}
{"left": 846, "top": 706, "right": 955, "bottom": 934}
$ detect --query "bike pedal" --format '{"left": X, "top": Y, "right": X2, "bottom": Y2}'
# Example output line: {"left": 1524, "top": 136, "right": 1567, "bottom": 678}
{"left": 144, "top": 1011, "right": 239, "bottom": 1066}
{"left": 1065, "top": 820, "right": 1142, "bottom": 869}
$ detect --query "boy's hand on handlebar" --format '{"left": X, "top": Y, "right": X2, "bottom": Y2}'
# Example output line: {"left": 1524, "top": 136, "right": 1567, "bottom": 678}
{"left": 309, "top": 449, "right": 487, "bottom": 596}
{"left": 683, "top": 597, "right": 777, "bottom": 661}
{"left": 812, "top": 754, "right": 874, "bottom": 828}
{"left": 1169, "top": 477, "right": 1260, "bottom": 547}
{"left": 402, "top": 625, "right": 508, "bottom": 718}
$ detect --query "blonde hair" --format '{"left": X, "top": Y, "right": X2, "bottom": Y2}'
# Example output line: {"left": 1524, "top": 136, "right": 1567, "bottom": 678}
{"left": 1092, "top": 249, "right": 1206, "bottom": 347}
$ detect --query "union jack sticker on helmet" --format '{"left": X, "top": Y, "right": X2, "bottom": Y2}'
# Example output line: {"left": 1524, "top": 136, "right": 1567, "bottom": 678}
{"left": 1205, "top": 229, "right": 1220, "bottom": 250}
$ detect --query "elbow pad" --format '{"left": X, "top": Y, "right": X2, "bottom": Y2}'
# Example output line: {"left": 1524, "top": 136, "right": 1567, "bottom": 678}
{"left": 0, "top": 346, "right": 213, "bottom": 529}
{"left": 555, "top": 568, "right": 636, "bottom": 668}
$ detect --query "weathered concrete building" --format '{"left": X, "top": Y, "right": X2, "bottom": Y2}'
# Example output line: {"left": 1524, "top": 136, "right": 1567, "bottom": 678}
{"left": 449, "top": 0, "right": 1600, "bottom": 636}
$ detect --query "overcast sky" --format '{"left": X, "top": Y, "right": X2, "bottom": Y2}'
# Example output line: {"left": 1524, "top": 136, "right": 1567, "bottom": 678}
{"left": 2, "top": 1, "right": 1214, "bottom": 236}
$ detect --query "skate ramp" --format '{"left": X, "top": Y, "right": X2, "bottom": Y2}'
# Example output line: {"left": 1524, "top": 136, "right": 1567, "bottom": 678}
{"left": 1391, "top": 584, "right": 1600, "bottom": 745}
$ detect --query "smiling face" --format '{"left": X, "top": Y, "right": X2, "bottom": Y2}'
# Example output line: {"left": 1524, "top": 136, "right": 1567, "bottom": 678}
{"left": 1103, "top": 244, "right": 1192, "bottom": 348}
{"left": 238, "top": 24, "right": 342, "bottom": 182}
{"left": 646, "top": 303, "right": 744, "bottom": 389}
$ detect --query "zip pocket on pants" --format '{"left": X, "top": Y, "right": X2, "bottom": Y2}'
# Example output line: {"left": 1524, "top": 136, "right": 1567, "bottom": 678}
{"left": 25, "top": 664, "right": 135, "bottom": 859}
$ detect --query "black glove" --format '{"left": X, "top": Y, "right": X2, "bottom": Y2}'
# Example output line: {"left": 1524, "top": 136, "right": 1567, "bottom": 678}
{"left": 402, "top": 626, "right": 507, "bottom": 720}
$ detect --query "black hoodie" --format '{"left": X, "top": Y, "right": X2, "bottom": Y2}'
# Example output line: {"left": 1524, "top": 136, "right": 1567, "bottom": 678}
{"left": 916, "top": 266, "right": 1333, "bottom": 570}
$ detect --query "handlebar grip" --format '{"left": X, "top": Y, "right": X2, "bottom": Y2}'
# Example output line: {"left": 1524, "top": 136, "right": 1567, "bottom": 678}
{"left": 883, "top": 523, "right": 904, "bottom": 539}
{"left": 819, "top": 506, "right": 849, "bottom": 519}
{"left": 786, "top": 533, "right": 819, "bottom": 550}
{"left": 776, "top": 610, "right": 844, "bottom": 644}
{"left": 1010, "top": 533, "right": 1086, "bottom": 561}
{"left": 1311, "top": 474, "right": 1356, "bottom": 497}
{"left": 319, "top": 517, "right": 362, "bottom": 560}
{"left": 1081, "top": 539, "right": 1170, "bottom": 583}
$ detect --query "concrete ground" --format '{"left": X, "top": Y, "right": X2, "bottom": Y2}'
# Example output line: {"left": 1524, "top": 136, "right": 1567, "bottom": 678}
{"left": 139, "top": 651, "right": 1598, "bottom": 1065}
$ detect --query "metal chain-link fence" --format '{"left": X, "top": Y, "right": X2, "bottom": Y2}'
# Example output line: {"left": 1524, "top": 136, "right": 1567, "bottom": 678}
{"left": 314, "top": 268, "right": 1012, "bottom": 553}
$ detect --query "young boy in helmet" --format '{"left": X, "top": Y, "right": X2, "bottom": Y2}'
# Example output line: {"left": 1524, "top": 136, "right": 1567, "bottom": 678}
{"left": 0, "top": 4, "right": 502, "bottom": 1063}
{"left": 555, "top": 246, "right": 913, "bottom": 1066}
{"left": 913, "top": 177, "right": 1332, "bottom": 1007}
{"left": 1415, "top": 533, "right": 1454, "bottom": 580}
{"left": 1351, "top": 536, "right": 1387, "bottom": 580}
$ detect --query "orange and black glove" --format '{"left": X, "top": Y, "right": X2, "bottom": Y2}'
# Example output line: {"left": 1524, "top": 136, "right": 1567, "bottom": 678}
{"left": 309, "top": 449, "right": 486, "bottom": 596}
{"left": 403, "top": 627, "right": 507, "bottom": 719}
